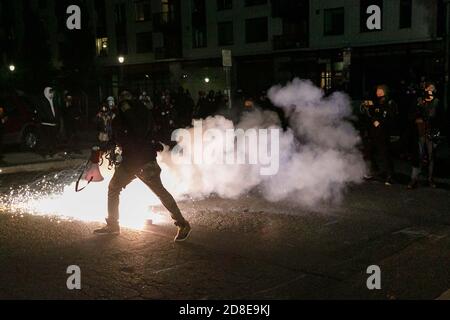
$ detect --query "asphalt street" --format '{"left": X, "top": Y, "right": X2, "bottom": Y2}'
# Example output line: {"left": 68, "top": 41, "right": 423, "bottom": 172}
{"left": 0, "top": 168, "right": 449, "bottom": 300}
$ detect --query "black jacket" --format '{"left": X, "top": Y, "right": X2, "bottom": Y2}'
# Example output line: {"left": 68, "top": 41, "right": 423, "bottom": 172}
{"left": 114, "top": 99, "right": 158, "bottom": 168}
{"left": 36, "top": 97, "right": 61, "bottom": 126}
{"left": 364, "top": 98, "right": 398, "bottom": 135}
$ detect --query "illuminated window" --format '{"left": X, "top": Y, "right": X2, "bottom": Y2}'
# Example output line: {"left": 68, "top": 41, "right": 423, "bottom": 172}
{"left": 96, "top": 37, "right": 109, "bottom": 56}
{"left": 321, "top": 71, "right": 332, "bottom": 90}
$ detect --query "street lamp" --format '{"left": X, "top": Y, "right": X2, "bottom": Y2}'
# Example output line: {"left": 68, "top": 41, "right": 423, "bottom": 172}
{"left": 9, "top": 64, "right": 15, "bottom": 72}
{"left": 117, "top": 56, "right": 125, "bottom": 89}
{"left": 204, "top": 77, "right": 210, "bottom": 83}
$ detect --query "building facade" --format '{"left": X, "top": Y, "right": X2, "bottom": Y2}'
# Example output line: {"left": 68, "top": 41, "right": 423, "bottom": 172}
{"left": 307, "top": 0, "right": 443, "bottom": 97}
{"left": 0, "top": 0, "right": 446, "bottom": 101}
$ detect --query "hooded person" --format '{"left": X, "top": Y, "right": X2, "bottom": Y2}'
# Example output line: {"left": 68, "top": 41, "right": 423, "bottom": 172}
{"left": 36, "top": 87, "right": 60, "bottom": 157}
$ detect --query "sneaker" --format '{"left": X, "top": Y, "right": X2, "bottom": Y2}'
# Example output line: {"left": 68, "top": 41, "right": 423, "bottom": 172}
{"left": 384, "top": 177, "right": 393, "bottom": 186}
{"left": 174, "top": 222, "right": 192, "bottom": 242}
{"left": 407, "top": 180, "right": 418, "bottom": 190}
{"left": 94, "top": 224, "right": 120, "bottom": 236}
{"left": 428, "top": 180, "right": 437, "bottom": 188}
{"left": 363, "top": 174, "right": 374, "bottom": 181}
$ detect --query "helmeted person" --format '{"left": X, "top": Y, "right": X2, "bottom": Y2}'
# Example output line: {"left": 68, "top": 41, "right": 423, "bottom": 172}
{"left": 36, "top": 87, "right": 61, "bottom": 158}
{"left": 361, "top": 85, "right": 398, "bottom": 186}
{"left": 94, "top": 90, "right": 191, "bottom": 241}
{"left": 408, "top": 83, "right": 441, "bottom": 189}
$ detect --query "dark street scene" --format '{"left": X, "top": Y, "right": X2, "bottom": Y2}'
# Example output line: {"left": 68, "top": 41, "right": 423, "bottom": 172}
{"left": 1, "top": 0, "right": 450, "bottom": 307}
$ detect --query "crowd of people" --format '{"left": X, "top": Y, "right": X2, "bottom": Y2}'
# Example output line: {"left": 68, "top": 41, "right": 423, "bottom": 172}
{"left": 94, "top": 87, "right": 286, "bottom": 148}
{"left": 359, "top": 80, "right": 444, "bottom": 189}
{"left": 1, "top": 78, "right": 448, "bottom": 193}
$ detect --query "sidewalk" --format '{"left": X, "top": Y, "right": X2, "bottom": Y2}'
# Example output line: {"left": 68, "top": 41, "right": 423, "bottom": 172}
{"left": 0, "top": 131, "right": 96, "bottom": 175}
{"left": 0, "top": 150, "right": 90, "bottom": 174}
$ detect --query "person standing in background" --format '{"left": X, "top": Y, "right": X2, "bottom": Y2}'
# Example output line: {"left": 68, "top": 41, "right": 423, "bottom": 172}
{"left": 408, "top": 83, "right": 441, "bottom": 189}
{"left": 36, "top": 87, "right": 61, "bottom": 158}
{"left": 62, "top": 91, "right": 82, "bottom": 154}
{"left": 361, "top": 85, "right": 398, "bottom": 186}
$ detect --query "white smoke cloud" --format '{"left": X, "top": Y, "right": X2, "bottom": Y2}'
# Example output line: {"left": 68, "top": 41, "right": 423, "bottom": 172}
{"left": 159, "top": 78, "right": 366, "bottom": 206}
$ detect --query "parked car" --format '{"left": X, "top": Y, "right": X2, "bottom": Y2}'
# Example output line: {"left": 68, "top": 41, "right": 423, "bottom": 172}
{"left": 0, "top": 93, "right": 40, "bottom": 151}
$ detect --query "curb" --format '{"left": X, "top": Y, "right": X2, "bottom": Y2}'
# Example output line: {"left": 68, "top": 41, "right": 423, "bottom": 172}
{"left": 0, "top": 158, "right": 86, "bottom": 175}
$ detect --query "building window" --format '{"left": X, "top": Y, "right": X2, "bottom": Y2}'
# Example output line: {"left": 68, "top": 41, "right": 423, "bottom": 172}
{"left": 96, "top": 37, "right": 109, "bottom": 56}
{"left": 193, "top": 27, "right": 207, "bottom": 48}
{"left": 321, "top": 71, "right": 332, "bottom": 90}
{"left": 245, "top": 17, "right": 268, "bottom": 43}
{"left": 360, "top": 0, "right": 383, "bottom": 32}
{"left": 399, "top": 0, "right": 412, "bottom": 29}
{"left": 192, "top": 0, "right": 207, "bottom": 48}
{"left": 218, "top": 21, "right": 233, "bottom": 46}
{"left": 136, "top": 32, "right": 153, "bottom": 53}
{"left": 161, "top": 0, "right": 170, "bottom": 13}
{"left": 324, "top": 7, "right": 344, "bottom": 36}
{"left": 245, "top": 0, "right": 267, "bottom": 6}
{"left": 217, "top": 0, "right": 232, "bottom": 10}
{"left": 135, "top": 1, "right": 152, "bottom": 22}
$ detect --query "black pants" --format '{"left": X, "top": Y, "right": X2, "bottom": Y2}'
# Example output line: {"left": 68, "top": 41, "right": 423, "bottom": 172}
{"left": 108, "top": 161, "right": 187, "bottom": 227}
{"left": 64, "top": 117, "right": 80, "bottom": 152}
{"left": 411, "top": 136, "right": 435, "bottom": 181}
{"left": 39, "top": 125, "right": 58, "bottom": 156}
{"left": 367, "top": 128, "right": 393, "bottom": 178}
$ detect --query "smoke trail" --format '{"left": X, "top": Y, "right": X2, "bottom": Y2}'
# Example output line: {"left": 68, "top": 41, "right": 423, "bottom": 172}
{"left": 161, "top": 79, "right": 366, "bottom": 206}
